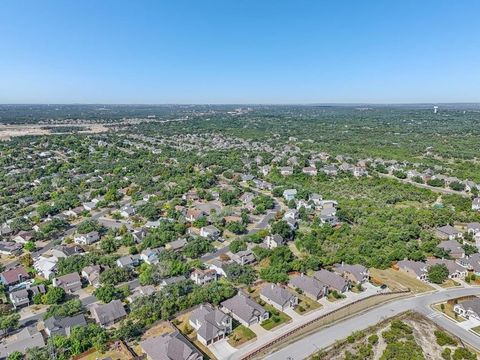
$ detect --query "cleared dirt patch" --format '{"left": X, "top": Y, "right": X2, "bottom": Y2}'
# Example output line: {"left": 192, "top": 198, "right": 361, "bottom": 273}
{"left": 370, "top": 267, "right": 434, "bottom": 293}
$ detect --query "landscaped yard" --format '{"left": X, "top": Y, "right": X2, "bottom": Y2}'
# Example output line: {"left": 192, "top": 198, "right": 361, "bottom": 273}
{"left": 433, "top": 302, "right": 465, "bottom": 323}
{"left": 326, "top": 290, "right": 347, "bottom": 302}
{"left": 294, "top": 293, "right": 322, "bottom": 314}
{"left": 370, "top": 267, "right": 434, "bottom": 293}
{"left": 228, "top": 325, "right": 256, "bottom": 347}
{"left": 440, "top": 279, "right": 461, "bottom": 288}
{"left": 260, "top": 304, "right": 292, "bottom": 330}
{"left": 77, "top": 343, "right": 134, "bottom": 360}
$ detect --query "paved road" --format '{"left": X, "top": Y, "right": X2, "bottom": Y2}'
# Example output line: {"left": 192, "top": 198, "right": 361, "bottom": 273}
{"left": 201, "top": 245, "right": 230, "bottom": 262}
{"left": 263, "top": 288, "right": 480, "bottom": 360}
{"left": 379, "top": 173, "right": 470, "bottom": 198}
{"left": 249, "top": 198, "right": 281, "bottom": 234}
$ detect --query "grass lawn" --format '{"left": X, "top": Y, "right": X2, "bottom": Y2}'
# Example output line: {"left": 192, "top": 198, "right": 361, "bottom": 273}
{"left": 260, "top": 304, "right": 291, "bottom": 330}
{"left": 472, "top": 326, "right": 480, "bottom": 334}
{"left": 440, "top": 279, "right": 461, "bottom": 288}
{"left": 228, "top": 325, "right": 256, "bottom": 347}
{"left": 327, "top": 292, "right": 346, "bottom": 302}
{"left": 433, "top": 303, "right": 466, "bottom": 323}
{"left": 77, "top": 343, "right": 134, "bottom": 360}
{"left": 370, "top": 268, "right": 433, "bottom": 293}
{"left": 294, "top": 293, "right": 322, "bottom": 315}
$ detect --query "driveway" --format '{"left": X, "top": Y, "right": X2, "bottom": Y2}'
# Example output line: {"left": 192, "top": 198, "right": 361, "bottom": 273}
{"left": 210, "top": 339, "right": 238, "bottom": 360}
{"left": 262, "top": 288, "right": 480, "bottom": 360}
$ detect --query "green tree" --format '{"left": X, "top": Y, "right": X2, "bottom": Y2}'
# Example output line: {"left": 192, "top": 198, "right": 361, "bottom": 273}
{"left": 43, "top": 287, "right": 66, "bottom": 304}
{"left": 94, "top": 284, "right": 123, "bottom": 303}
{"left": 428, "top": 264, "right": 449, "bottom": 284}
{"left": 229, "top": 240, "right": 247, "bottom": 254}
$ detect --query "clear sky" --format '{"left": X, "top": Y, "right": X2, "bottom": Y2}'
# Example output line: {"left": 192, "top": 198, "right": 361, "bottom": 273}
{"left": 1, "top": 0, "right": 479, "bottom": 104}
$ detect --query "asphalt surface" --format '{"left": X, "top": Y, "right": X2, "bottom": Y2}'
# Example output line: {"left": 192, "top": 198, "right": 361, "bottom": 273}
{"left": 263, "top": 288, "right": 480, "bottom": 360}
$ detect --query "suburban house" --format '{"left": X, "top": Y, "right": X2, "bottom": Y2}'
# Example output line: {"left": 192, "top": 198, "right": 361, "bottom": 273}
{"left": 0, "top": 326, "right": 45, "bottom": 359}
{"left": 140, "top": 247, "right": 163, "bottom": 265}
{"left": 9, "top": 289, "right": 30, "bottom": 309}
{"left": 221, "top": 292, "right": 269, "bottom": 327}
{"left": 81, "top": 265, "right": 102, "bottom": 288}
{"left": 313, "top": 269, "right": 350, "bottom": 293}
{"left": 467, "top": 222, "right": 480, "bottom": 236}
{"left": 260, "top": 283, "right": 298, "bottom": 311}
{"left": 116, "top": 254, "right": 141, "bottom": 268}
{"left": 52, "top": 272, "right": 82, "bottom": 293}
{"left": 280, "top": 166, "right": 293, "bottom": 176}
{"left": 91, "top": 299, "right": 127, "bottom": 327}
{"left": 186, "top": 209, "right": 206, "bottom": 222}
{"left": 13, "top": 231, "right": 33, "bottom": 244}
{"left": 454, "top": 297, "right": 480, "bottom": 320}
{"left": 265, "top": 234, "right": 285, "bottom": 249}
{"left": 0, "top": 241, "right": 22, "bottom": 255}
{"left": 44, "top": 314, "right": 87, "bottom": 337}
{"left": 231, "top": 249, "right": 256, "bottom": 266}
{"left": 288, "top": 274, "right": 326, "bottom": 300}
{"left": 309, "top": 193, "right": 323, "bottom": 207}
{"left": 140, "top": 331, "right": 203, "bottom": 360}
{"left": 332, "top": 263, "right": 369, "bottom": 283}
{"left": 435, "top": 225, "right": 463, "bottom": 240}
{"left": 120, "top": 204, "right": 136, "bottom": 218}
{"left": 284, "top": 209, "right": 298, "bottom": 221}
{"left": 283, "top": 189, "right": 297, "bottom": 201}
{"left": 51, "top": 245, "right": 84, "bottom": 258}
{"left": 0, "top": 266, "right": 30, "bottom": 287}
{"left": 189, "top": 304, "right": 232, "bottom": 346}
{"left": 437, "top": 240, "right": 465, "bottom": 259}
{"left": 427, "top": 258, "right": 467, "bottom": 279}
{"left": 473, "top": 198, "right": 480, "bottom": 211}
{"left": 459, "top": 253, "right": 480, "bottom": 274}
{"left": 34, "top": 255, "right": 59, "bottom": 279}
{"left": 74, "top": 230, "right": 100, "bottom": 245}
{"left": 190, "top": 268, "right": 218, "bottom": 285}
{"left": 397, "top": 259, "right": 428, "bottom": 281}
{"left": 208, "top": 259, "right": 231, "bottom": 277}
{"left": 127, "top": 285, "right": 156, "bottom": 303}
{"left": 200, "top": 225, "right": 221, "bottom": 240}
{"left": 166, "top": 238, "right": 188, "bottom": 251}
{"left": 302, "top": 167, "right": 317, "bottom": 176}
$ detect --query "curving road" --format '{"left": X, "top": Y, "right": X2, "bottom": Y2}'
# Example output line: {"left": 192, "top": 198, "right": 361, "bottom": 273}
{"left": 264, "top": 288, "right": 480, "bottom": 360}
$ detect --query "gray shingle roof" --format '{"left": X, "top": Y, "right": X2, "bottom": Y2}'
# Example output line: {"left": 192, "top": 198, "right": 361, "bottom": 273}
{"left": 190, "top": 304, "right": 231, "bottom": 343}
{"left": 313, "top": 269, "right": 349, "bottom": 291}
{"left": 140, "top": 330, "right": 202, "bottom": 360}
{"left": 221, "top": 293, "right": 267, "bottom": 324}
{"left": 260, "top": 284, "right": 295, "bottom": 308}
{"left": 91, "top": 299, "right": 126, "bottom": 326}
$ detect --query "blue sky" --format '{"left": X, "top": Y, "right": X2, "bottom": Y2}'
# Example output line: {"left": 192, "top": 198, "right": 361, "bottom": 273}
{"left": 1, "top": 0, "right": 479, "bottom": 104}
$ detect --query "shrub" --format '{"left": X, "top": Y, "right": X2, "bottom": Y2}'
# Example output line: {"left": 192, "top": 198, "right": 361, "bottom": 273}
{"left": 435, "top": 330, "right": 457, "bottom": 346}
{"left": 368, "top": 334, "right": 379, "bottom": 345}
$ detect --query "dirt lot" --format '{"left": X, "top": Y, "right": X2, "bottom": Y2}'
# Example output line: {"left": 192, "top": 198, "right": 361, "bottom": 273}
{"left": 0, "top": 123, "right": 109, "bottom": 140}
{"left": 370, "top": 267, "right": 434, "bottom": 293}
{"left": 75, "top": 342, "right": 134, "bottom": 360}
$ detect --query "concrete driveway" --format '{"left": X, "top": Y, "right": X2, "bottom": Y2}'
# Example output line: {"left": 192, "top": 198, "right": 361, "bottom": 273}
{"left": 210, "top": 339, "right": 238, "bottom": 359}
{"left": 263, "top": 287, "right": 480, "bottom": 360}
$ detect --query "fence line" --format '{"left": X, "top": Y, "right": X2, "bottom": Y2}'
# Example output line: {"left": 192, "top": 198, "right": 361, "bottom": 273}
{"left": 240, "top": 289, "right": 410, "bottom": 360}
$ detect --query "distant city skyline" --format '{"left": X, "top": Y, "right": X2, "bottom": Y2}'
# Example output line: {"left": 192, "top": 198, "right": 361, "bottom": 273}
{"left": 1, "top": 1, "right": 480, "bottom": 104}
